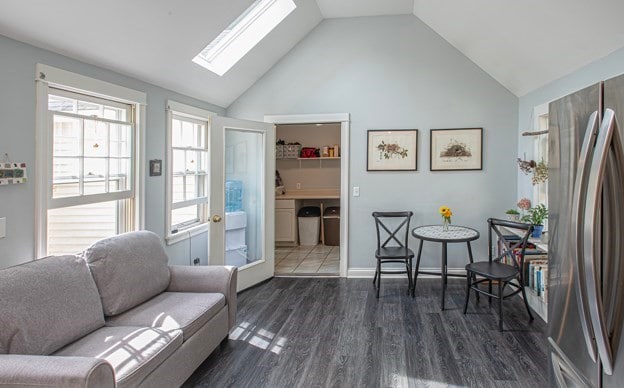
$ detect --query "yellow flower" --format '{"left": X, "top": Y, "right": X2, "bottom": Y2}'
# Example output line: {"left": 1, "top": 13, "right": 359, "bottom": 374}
{"left": 444, "top": 210, "right": 452, "bottom": 218}
{"left": 439, "top": 206, "right": 450, "bottom": 215}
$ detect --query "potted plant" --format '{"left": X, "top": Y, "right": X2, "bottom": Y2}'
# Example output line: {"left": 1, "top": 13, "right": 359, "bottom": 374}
{"left": 505, "top": 209, "right": 520, "bottom": 221}
{"left": 521, "top": 204, "right": 548, "bottom": 238}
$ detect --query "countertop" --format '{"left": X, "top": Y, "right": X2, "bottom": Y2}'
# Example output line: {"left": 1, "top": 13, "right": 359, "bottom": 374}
{"left": 276, "top": 189, "right": 340, "bottom": 199}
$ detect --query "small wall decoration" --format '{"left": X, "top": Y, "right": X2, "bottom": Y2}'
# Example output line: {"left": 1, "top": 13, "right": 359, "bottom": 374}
{"left": 430, "top": 128, "right": 483, "bottom": 171}
{"left": 149, "top": 159, "right": 162, "bottom": 177}
{"left": 367, "top": 129, "right": 418, "bottom": 171}
{"left": 0, "top": 162, "right": 28, "bottom": 185}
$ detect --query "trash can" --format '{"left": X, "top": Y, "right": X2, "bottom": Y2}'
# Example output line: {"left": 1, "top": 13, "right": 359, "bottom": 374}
{"left": 298, "top": 206, "right": 321, "bottom": 246}
{"left": 323, "top": 207, "right": 340, "bottom": 246}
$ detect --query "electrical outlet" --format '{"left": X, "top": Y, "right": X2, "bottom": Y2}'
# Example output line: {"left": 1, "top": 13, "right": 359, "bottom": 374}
{"left": 296, "top": 182, "right": 301, "bottom": 189}
{"left": 193, "top": 258, "right": 200, "bottom": 266}
{"left": 353, "top": 186, "right": 360, "bottom": 197}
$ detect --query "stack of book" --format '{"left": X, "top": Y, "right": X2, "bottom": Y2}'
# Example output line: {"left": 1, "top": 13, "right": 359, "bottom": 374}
{"left": 500, "top": 234, "right": 549, "bottom": 302}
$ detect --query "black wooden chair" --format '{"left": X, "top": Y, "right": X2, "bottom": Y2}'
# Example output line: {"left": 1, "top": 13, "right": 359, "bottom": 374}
{"left": 463, "top": 218, "right": 534, "bottom": 331}
{"left": 372, "top": 211, "right": 415, "bottom": 298}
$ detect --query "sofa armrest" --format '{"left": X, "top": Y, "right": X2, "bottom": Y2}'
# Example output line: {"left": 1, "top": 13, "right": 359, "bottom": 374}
{"left": 167, "top": 265, "right": 238, "bottom": 330}
{"left": 0, "top": 355, "right": 115, "bottom": 387}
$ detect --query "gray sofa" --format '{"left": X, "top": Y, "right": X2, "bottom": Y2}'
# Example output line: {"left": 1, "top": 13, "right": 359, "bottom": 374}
{"left": 0, "top": 231, "right": 237, "bottom": 387}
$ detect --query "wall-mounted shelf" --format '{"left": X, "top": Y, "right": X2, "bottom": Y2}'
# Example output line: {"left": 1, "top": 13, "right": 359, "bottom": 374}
{"left": 297, "top": 157, "right": 340, "bottom": 160}
{"left": 277, "top": 157, "right": 340, "bottom": 169}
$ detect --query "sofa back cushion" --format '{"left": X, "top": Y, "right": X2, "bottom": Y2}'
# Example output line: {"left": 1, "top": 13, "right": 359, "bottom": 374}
{"left": 82, "top": 230, "right": 171, "bottom": 316}
{"left": 0, "top": 255, "right": 105, "bottom": 355}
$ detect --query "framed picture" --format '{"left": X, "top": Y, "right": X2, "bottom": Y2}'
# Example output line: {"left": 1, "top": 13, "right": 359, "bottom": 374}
{"left": 430, "top": 128, "right": 483, "bottom": 171}
{"left": 367, "top": 129, "right": 418, "bottom": 171}
{"left": 149, "top": 159, "right": 162, "bottom": 176}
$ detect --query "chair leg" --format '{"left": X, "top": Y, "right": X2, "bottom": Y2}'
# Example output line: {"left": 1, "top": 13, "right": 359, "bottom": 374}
{"left": 373, "top": 267, "right": 378, "bottom": 285}
{"left": 474, "top": 274, "right": 480, "bottom": 302}
{"left": 405, "top": 258, "right": 413, "bottom": 296}
{"left": 463, "top": 270, "right": 471, "bottom": 314}
{"left": 520, "top": 282, "right": 535, "bottom": 321}
{"left": 376, "top": 260, "right": 381, "bottom": 299}
{"left": 412, "top": 240, "right": 423, "bottom": 296}
{"left": 488, "top": 280, "right": 493, "bottom": 305}
{"left": 498, "top": 282, "right": 504, "bottom": 332}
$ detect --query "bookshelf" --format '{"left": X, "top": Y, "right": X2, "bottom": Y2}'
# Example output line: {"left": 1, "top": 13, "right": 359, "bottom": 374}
{"left": 499, "top": 226, "right": 549, "bottom": 322}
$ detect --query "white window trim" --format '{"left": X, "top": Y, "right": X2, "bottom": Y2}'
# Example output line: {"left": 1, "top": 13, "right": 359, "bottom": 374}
{"left": 35, "top": 64, "right": 146, "bottom": 259}
{"left": 165, "top": 100, "right": 215, "bottom": 245}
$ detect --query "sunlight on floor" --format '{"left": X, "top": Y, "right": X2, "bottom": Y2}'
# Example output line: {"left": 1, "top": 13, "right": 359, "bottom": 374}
{"left": 230, "top": 321, "right": 286, "bottom": 355}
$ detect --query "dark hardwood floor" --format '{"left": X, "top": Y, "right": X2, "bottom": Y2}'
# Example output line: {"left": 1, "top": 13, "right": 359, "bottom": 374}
{"left": 184, "top": 277, "right": 548, "bottom": 387}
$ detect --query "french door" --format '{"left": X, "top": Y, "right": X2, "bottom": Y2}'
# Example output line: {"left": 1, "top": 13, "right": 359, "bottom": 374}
{"left": 209, "top": 116, "right": 275, "bottom": 291}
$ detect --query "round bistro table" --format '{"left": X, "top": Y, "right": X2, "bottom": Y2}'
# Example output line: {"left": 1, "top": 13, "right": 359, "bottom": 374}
{"left": 411, "top": 225, "right": 480, "bottom": 310}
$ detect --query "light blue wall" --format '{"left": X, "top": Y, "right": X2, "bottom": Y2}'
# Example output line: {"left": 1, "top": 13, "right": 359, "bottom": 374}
{"left": 517, "top": 47, "right": 624, "bottom": 201}
{"left": 0, "top": 34, "right": 225, "bottom": 269}
{"left": 227, "top": 15, "right": 519, "bottom": 270}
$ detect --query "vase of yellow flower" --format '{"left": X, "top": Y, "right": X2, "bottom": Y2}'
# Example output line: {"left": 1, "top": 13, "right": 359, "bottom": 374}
{"left": 439, "top": 206, "right": 452, "bottom": 232}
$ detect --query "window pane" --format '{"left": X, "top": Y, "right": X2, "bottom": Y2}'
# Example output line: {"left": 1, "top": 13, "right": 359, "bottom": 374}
{"left": 181, "top": 120, "right": 197, "bottom": 148}
{"left": 173, "top": 150, "right": 185, "bottom": 173}
{"left": 109, "top": 158, "right": 131, "bottom": 192}
{"left": 110, "top": 124, "right": 131, "bottom": 157}
{"left": 77, "top": 100, "right": 101, "bottom": 117}
{"left": 53, "top": 158, "right": 80, "bottom": 198}
{"left": 185, "top": 175, "right": 198, "bottom": 200}
{"left": 49, "top": 94, "right": 76, "bottom": 112}
{"left": 198, "top": 123, "right": 207, "bottom": 148}
{"left": 84, "top": 120, "right": 109, "bottom": 157}
{"left": 53, "top": 116, "right": 81, "bottom": 157}
{"left": 197, "top": 151, "right": 208, "bottom": 173}
{"left": 47, "top": 201, "right": 118, "bottom": 255}
{"left": 84, "top": 158, "right": 107, "bottom": 195}
{"left": 172, "top": 176, "right": 184, "bottom": 202}
{"left": 172, "top": 205, "right": 199, "bottom": 228}
{"left": 186, "top": 151, "right": 198, "bottom": 173}
{"left": 172, "top": 118, "right": 183, "bottom": 147}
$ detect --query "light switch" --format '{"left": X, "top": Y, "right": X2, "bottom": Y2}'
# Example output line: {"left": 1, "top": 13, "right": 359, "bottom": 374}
{"left": 0, "top": 217, "right": 5, "bottom": 239}
{"left": 353, "top": 186, "right": 360, "bottom": 197}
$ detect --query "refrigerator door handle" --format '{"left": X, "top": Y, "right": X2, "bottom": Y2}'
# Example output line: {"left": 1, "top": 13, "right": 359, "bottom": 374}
{"left": 583, "top": 108, "right": 622, "bottom": 375}
{"left": 570, "top": 111, "right": 599, "bottom": 362}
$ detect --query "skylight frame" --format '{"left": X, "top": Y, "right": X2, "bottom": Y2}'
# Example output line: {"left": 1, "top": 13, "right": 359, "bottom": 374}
{"left": 193, "top": 0, "right": 296, "bottom": 76}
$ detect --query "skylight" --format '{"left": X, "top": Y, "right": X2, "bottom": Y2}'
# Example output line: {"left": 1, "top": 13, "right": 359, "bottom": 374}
{"left": 193, "top": 0, "right": 296, "bottom": 76}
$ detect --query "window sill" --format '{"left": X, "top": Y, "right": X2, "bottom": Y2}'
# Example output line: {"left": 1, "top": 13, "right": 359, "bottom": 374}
{"left": 165, "top": 223, "right": 209, "bottom": 245}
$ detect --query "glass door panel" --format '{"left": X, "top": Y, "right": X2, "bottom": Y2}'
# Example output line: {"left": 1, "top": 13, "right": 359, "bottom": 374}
{"left": 209, "top": 116, "right": 275, "bottom": 291}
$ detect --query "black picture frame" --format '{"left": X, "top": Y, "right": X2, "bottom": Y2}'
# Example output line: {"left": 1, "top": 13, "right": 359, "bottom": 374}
{"left": 429, "top": 128, "right": 483, "bottom": 171}
{"left": 366, "top": 129, "right": 418, "bottom": 171}
{"left": 149, "top": 159, "right": 162, "bottom": 176}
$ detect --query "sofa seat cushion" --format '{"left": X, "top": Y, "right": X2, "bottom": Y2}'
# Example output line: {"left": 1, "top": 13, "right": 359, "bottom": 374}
{"left": 0, "top": 255, "right": 104, "bottom": 355}
{"left": 82, "top": 230, "right": 171, "bottom": 316}
{"left": 54, "top": 326, "right": 182, "bottom": 388}
{"left": 106, "top": 292, "right": 225, "bottom": 340}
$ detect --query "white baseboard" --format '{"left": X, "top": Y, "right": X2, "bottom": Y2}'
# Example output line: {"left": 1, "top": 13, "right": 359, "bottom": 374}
{"left": 347, "top": 267, "right": 466, "bottom": 278}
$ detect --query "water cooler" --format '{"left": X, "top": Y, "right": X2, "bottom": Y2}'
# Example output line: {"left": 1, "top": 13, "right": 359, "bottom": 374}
{"left": 225, "top": 180, "right": 247, "bottom": 267}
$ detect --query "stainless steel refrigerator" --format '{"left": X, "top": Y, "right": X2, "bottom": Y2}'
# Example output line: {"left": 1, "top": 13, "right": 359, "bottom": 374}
{"left": 549, "top": 73, "right": 624, "bottom": 387}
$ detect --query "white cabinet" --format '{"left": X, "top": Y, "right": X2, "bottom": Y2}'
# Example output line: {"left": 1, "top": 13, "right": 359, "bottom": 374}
{"left": 275, "top": 199, "right": 300, "bottom": 244}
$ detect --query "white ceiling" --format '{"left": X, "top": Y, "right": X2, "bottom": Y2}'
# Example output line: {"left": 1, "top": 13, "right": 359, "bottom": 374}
{"left": 0, "top": 0, "right": 623, "bottom": 107}
{"left": 316, "top": 0, "right": 413, "bottom": 18}
{"left": 413, "top": 0, "right": 624, "bottom": 96}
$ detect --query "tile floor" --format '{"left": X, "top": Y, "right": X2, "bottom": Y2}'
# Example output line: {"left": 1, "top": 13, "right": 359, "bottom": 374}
{"left": 275, "top": 245, "right": 340, "bottom": 274}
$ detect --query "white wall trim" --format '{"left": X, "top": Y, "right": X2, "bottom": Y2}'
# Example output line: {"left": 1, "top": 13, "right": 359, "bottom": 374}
{"left": 34, "top": 65, "right": 146, "bottom": 258}
{"left": 264, "top": 113, "right": 350, "bottom": 278}
{"left": 348, "top": 267, "right": 466, "bottom": 278}
{"left": 36, "top": 64, "right": 147, "bottom": 105}
{"left": 264, "top": 113, "right": 349, "bottom": 124}
{"left": 166, "top": 100, "right": 216, "bottom": 120}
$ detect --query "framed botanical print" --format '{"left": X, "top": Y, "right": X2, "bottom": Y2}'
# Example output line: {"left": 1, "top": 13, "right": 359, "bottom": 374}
{"left": 430, "top": 128, "right": 483, "bottom": 171}
{"left": 367, "top": 129, "right": 418, "bottom": 171}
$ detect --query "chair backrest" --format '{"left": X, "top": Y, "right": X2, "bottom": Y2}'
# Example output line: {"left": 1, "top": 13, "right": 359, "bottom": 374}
{"left": 488, "top": 218, "right": 534, "bottom": 272}
{"left": 372, "top": 211, "right": 414, "bottom": 252}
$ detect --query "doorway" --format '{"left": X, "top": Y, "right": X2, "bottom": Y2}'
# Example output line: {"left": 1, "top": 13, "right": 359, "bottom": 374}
{"left": 265, "top": 114, "right": 350, "bottom": 277}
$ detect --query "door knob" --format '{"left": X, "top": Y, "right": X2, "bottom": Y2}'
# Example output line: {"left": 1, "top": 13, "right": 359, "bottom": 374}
{"left": 212, "top": 215, "right": 222, "bottom": 223}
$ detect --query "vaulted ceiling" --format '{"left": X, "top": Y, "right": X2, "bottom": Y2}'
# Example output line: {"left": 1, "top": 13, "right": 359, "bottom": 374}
{"left": 1, "top": 0, "right": 623, "bottom": 108}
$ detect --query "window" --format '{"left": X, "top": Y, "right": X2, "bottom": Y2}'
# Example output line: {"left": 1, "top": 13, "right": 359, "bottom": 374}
{"left": 166, "top": 101, "right": 213, "bottom": 243}
{"left": 192, "top": 0, "right": 296, "bottom": 76}
{"left": 36, "top": 64, "right": 145, "bottom": 257}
